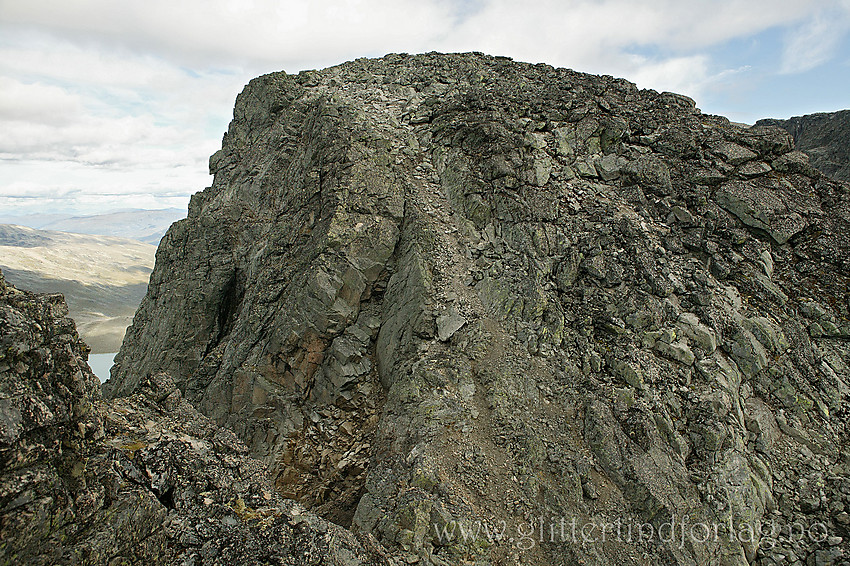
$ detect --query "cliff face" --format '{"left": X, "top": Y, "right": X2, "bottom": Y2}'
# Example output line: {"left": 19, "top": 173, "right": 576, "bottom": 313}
{"left": 757, "top": 110, "right": 850, "bottom": 183}
{"left": 0, "top": 269, "right": 392, "bottom": 565}
{"left": 107, "top": 53, "right": 850, "bottom": 566}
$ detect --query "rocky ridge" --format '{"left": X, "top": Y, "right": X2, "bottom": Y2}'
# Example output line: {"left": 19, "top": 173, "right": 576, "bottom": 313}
{"left": 757, "top": 110, "right": 850, "bottom": 183}
{"left": 102, "top": 52, "right": 850, "bottom": 566}
{"left": 0, "top": 268, "right": 395, "bottom": 564}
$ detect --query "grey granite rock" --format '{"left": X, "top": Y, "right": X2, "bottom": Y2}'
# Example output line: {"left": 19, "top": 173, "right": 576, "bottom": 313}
{"left": 757, "top": 110, "right": 850, "bottom": 182}
{"left": 98, "top": 53, "right": 850, "bottom": 566}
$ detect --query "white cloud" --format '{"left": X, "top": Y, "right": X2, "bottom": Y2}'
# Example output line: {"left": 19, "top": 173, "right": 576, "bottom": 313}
{"left": 0, "top": 0, "right": 825, "bottom": 66}
{"left": 780, "top": 4, "right": 850, "bottom": 73}
{"left": 0, "top": 0, "right": 457, "bottom": 69}
{"left": 0, "top": 0, "right": 848, "bottom": 215}
{"left": 3, "top": 0, "right": 840, "bottom": 104}
{"left": 436, "top": 0, "right": 819, "bottom": 59}
{"left": 0, "top": 75, "right": 217, "bottom": 171}
{"left": 0, "top": 34, "right": 246, "bottom": 212}
{"left": 625, "top": 55, "right": 710, "bottom": 96}
{"left": 0, "top": 77, "right": 84, "bottom": 125}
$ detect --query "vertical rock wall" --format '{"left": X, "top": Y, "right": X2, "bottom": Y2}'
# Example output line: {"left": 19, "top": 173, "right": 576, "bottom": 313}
{"left": 757, "top": 110, "right": 850, "bottom": 183}
{"left": 107, "top": 53, "right": 850, "bottom": 566}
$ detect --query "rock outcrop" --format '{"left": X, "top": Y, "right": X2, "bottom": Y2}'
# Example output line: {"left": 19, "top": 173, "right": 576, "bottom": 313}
{"left": 757, "top": 110, "right": 850, "bottom": 183}
{"left": 105, "top": 53, "right": 850, "bottom": 565}
{"left": 0, "top": 269, "right": 394, "bottom": 564}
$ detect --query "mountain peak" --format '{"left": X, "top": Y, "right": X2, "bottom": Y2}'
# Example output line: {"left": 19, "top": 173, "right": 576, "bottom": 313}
{"left": 93, "top": 53, "right": 850, "bottom": 564}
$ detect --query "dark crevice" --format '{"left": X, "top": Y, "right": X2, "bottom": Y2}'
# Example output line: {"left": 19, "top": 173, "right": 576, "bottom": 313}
{"left": 216, "top": 270, "right": 244, "bottom": 344}
{"left": 154, "top": 485, "right": 176, "bottom": 510}
{"left": 204, "top": 270, "right": 245, "bottom": 356}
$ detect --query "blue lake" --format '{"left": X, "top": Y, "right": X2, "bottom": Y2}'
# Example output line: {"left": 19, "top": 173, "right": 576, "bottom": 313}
{"left": 88, "top": 353, "right": 116, "bottom": 383}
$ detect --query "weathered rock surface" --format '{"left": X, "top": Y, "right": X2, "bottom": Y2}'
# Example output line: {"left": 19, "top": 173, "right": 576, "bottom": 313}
{"left": 757, "top": 110, "right": 850, "bottom": 182}
{"left": 0, "top": 269, "right": 395, "bottom": 564}
{"left": 105, "top": 53, "right": 850, "bottom": 565}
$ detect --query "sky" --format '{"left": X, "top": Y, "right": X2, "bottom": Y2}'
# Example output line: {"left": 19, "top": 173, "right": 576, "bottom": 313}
{"left": 1, "top": 0, "right": 849, "bottom": 217}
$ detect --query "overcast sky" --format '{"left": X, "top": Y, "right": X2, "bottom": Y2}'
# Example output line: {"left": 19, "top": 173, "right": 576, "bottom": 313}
{"left": 1, "top": 0, "right": 849, "bottom": 217}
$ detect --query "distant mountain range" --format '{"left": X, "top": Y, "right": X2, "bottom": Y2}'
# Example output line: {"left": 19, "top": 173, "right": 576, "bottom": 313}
{"left": 0, "top": 224, "right": 156, "bottom": 353}
{"left": 757, "top": 109, "right": 850, "bottom": 183}
{"left": 0, "top": 208, "right": 185, "bottom": 245}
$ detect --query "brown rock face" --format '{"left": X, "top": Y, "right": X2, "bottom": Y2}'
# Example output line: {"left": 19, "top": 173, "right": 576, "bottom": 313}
{"left": 105, "top": 53, "right": 850, "bottom": 565}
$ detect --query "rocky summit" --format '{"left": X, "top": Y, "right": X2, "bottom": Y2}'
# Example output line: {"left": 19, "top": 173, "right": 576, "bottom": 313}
{"left": 5, "top": 52, "right": 849, "bottom": 565}
{"left": 757, "top": 110, "right": 850, "bottom": 184}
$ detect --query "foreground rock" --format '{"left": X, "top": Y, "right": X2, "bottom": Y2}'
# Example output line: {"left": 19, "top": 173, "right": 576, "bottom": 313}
{"left": 757, "top": 109, "right": 850, "bottom": 182}
{"left": 0, "top": 269, "right": 394, "bottom": 564}
{"left": 107, "top": 53, "right": 850, "bottom": 565}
